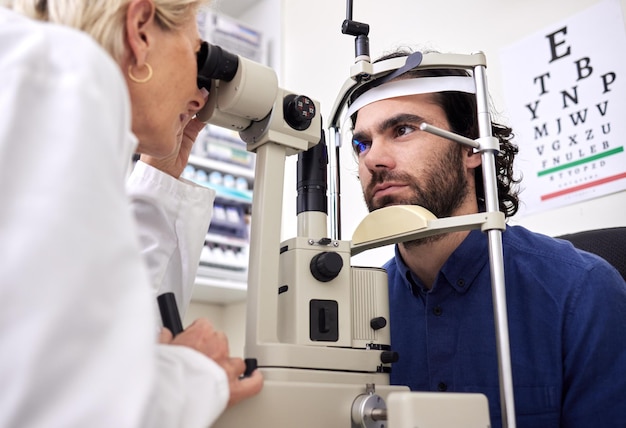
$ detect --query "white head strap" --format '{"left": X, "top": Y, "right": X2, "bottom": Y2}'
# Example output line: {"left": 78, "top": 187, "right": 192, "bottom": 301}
{"left": 347, "top": 76, "right": 476, "bottom": 117}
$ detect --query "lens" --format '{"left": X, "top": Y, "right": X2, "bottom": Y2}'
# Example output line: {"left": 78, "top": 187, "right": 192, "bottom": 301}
{"left": 196, "top": 42, "right": 211, "bottom": 89}
{"left": 196, "top": 41, "right": 239, "bottom": 89}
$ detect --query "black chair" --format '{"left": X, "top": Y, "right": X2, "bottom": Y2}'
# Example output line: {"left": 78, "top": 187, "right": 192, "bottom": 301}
{"left": 557, "top": 227, "right": 626, "bottom": 280}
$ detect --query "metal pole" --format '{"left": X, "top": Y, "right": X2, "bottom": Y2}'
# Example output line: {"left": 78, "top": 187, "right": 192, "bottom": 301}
{"left": 474, "top": 64, "right": 517, "bottom": 428}
{"left": 245, "top": 142, "right": 286, "bottom": 354}
{"left": 328, "top": 126, "right": 343, "bottom": 240}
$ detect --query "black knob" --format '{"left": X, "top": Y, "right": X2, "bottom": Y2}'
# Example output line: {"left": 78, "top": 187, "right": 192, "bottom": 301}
{"left": 243, "top": 358, "right": 258, "bottom": 378}
{"left": 370, "top": 317, "right": 387, "bottom": 331}
{"left": 380, "top": 351, "right": 399, "bottom": 364}
{"left": 284, "top": 94, "right": 316, "bottom": 130}
{"left": 310, "top": 251, "right": 343, "bottom": 282}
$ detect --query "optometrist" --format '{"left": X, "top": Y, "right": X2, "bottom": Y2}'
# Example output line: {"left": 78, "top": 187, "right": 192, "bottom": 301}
{"left": 0, "top": 2, "right": 262, "bottom": 427}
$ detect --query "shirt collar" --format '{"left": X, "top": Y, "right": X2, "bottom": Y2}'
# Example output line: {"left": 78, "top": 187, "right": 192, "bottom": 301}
{"left": 394, "top": 229, "right": 490, "bottom": 294}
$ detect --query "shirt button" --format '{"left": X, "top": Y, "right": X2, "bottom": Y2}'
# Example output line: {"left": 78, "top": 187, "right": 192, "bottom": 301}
{"left": 457, "top": 278, "right": 465, "bottom": 287}
{"left": 437, "top": 382, "right": 448, "bottom": 391}
{"left": 433, "top": 306, "right": 443, "bottom": 316}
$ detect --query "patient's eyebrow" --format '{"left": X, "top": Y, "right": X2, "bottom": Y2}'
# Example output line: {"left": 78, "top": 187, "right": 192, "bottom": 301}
{"left": 376, "top": 113, "right": 426, "bottom": 134}
{"left": 353, "top": 113, "right": 426, "bottom": 141}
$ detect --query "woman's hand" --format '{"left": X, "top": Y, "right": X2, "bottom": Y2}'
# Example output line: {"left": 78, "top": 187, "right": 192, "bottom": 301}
{"left": 159, "top": 318, "right": 264, "bottom": 407}
{"left": 140, "top": 116, "right": 206, "bottom": 178}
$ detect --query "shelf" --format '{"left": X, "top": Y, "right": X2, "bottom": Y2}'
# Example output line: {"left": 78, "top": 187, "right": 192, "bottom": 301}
{"left": 187, "top": 140, "right": 254, "bottom": 305}
{"left": 189, "top": 154, "right": 255, "bottom": 180}
{"left": 205, "top": 232, "right": 248, "bottom": 248}
{"left": 210, "top": 183, "right": 253, "bottom": 205}
{"left": 187, "top": 155, "right": 254, "bottom": 205}
{"left": 192, "top": 275, "right": 247, "bottom": 304}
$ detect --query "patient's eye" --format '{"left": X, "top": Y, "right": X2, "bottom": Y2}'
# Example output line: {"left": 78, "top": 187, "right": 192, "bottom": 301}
{"left": 394, "top": 124, "right": 416, "bottom": 138}
{"left": 352, "top": 138, "right": 371, "bottom": 155}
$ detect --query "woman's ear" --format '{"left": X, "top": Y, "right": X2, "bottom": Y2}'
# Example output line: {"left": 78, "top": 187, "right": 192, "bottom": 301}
{"left": 125, "top": 0, "right": 156, "bottom": 66}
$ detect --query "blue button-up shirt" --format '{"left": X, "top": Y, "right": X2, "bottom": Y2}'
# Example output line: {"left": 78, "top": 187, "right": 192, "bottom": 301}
{"left": 385, "top": 226, "right": 626, "bottom": 427}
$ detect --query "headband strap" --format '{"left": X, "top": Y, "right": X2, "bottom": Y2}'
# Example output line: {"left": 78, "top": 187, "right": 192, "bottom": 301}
{"left": 347, "top": 76, "right": 476, "bottom": 117}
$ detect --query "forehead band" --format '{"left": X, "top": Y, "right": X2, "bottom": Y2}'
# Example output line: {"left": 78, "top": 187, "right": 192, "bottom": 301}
{"left": 347, "top": 76, "right": 476, "bottom": 117}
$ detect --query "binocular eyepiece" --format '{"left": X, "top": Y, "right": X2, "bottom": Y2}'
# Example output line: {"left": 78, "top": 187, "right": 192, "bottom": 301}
{"left": 196, "top": 41, "right": 239, "bottom": 90}
{"left": 193, "top": 40, "right": 282, "bottom": 128}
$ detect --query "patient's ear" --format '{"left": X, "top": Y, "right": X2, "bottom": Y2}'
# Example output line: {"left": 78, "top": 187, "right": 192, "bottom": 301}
{"left": 466, "top": 148, "right": 482, "bottom": 169}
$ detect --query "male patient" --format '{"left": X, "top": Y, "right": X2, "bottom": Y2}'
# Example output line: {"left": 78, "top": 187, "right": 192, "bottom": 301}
{"left": 348, "top": 49, "right": 626, "bottom": 427}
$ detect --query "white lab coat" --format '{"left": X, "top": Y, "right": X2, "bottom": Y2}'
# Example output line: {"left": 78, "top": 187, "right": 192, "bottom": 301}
{"left": 0, "top": 7, "right": 227, "bottom": 428}
{"left": 127, "top": 160, "right": 214, "bottom": 321}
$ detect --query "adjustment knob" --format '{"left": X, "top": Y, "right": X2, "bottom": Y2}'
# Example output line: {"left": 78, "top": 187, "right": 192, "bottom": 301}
{"left": 283, "top": 94, "right": 316, "bottom": 130}
{"left": 370, "top": 317, "right": 387, "bottom": 331}
{"left": 380, "top": 351, "right": 399, "bottom": 364}
{"left": 310, "top": 251, "right": 343, "bottom": 282}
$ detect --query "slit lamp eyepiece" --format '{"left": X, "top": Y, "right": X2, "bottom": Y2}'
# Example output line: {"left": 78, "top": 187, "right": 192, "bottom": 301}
{"left": 196, "top": 41, "right": 239, "bottom": 90}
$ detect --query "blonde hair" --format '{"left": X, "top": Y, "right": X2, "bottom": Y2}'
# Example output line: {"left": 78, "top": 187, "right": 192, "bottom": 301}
{"left": 12, "top": 0, "right": 210, "bottom": 62}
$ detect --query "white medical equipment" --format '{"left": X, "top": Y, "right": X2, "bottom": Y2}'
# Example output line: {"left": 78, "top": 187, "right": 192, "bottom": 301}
{"left": 187, "top": 2, "right": 517, "bottom": 426}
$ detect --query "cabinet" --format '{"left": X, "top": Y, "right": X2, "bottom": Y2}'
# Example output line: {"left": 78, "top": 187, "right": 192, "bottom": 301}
{"left": 187, "top": 126, "right": 255, "bottom": 303}
{"left": 190, "top": 10, "right": 266, "bottom": 304}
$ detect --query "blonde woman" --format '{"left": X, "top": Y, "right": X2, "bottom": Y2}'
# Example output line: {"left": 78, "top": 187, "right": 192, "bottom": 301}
{"left": 0, "top": 1, "right": 262, "bottom": 427}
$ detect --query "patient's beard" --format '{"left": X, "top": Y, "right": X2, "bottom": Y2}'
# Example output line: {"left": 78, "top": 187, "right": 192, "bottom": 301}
{"left": 364, "top": 145, "right": 469, "bottom": 248}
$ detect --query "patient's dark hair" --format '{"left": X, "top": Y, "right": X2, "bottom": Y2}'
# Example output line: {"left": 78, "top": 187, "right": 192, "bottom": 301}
{"left": 350, "top": 49, "right": 521, "bottom": 218}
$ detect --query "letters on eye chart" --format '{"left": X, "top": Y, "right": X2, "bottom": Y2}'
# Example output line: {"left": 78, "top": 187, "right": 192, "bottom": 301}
{"left": 500, "top": 0, "right": 626, "bottom": 215}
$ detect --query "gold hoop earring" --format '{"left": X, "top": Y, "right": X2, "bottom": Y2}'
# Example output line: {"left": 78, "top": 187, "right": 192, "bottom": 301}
{"left": 128, "top": 63, "right": 153, "bottom": 83}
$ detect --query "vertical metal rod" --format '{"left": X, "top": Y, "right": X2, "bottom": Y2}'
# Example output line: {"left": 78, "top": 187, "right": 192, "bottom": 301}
{"left": 245, "top": 142, "right": 286, "bottom": 357}
{"left": 474, "top": 64, "right": 517, "bottom": 428}
{"left": 328, "top": 126, "right": 342, "bottom": 240}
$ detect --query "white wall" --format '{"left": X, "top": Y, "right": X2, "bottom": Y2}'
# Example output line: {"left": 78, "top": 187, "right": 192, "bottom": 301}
{"left": 184, "top": 301, "right": 224, "bottom": 330}
{"left": 281, "top": 0, "right": 626, "bottom": 268}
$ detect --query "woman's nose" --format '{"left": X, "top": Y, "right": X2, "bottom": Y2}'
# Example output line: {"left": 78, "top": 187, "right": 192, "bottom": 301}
{"left": 189, "top": 87, "right": 209, "bottom": 114}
